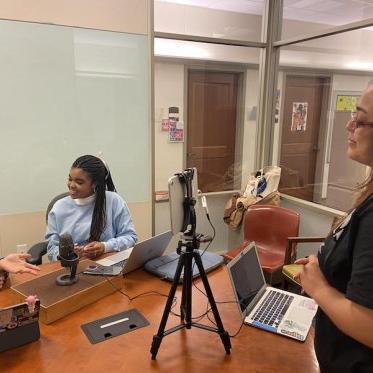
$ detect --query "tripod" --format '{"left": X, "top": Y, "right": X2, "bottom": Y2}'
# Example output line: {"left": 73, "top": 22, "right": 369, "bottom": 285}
{"left": 150, "top": 169, "right": 231, "bottom": 359}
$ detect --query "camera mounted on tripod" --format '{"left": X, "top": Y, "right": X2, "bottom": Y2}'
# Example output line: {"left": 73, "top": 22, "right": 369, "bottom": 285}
{"left": 176, "top": 168, "right": 196, "bottom": 237}
{"left": 150, "top": 167, "right": 231, "bottom": 359}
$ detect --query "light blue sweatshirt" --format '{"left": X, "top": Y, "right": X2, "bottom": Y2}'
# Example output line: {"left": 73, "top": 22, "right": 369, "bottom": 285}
{"left": 46, "top": 191, "right": 137, "bottom": 261}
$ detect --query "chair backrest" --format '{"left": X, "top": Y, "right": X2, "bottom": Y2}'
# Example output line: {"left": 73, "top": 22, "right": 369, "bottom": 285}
{"left": 27, "top": 192, "right": 69, "bottom": 265}
{"left": 243, "top": 204, "right": 300, "bottom": 256}
{"left": 45, "top": 192, "right": 69, "bottom": 223}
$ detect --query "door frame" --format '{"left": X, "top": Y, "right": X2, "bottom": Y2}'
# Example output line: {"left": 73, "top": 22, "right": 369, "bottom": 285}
{"left": 183, "top": 63, "right": 248, "bottom": 191}
{"left": 276, "top": 70, "right": 332, "bottom": 202}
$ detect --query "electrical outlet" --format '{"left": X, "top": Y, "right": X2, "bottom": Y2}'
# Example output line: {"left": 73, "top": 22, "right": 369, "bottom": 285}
{"left": 16, "top": 244, "right": 28, "bottom": 253}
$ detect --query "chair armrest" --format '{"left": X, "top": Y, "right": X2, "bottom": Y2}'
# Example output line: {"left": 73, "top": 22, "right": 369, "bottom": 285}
{"left": 27, "top": 241, "right": 48, "bottom": 265}
{"left": 222, "top": 240, "right": 251, "bottom": 262}
{"left": 287, "top": 236, "right": 325, "bottom": 243}
{"left": 284, "top": 236, "right": 325, "bottom": 265}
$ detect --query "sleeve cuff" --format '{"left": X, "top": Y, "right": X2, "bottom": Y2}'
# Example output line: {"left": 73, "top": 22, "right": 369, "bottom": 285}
{"left": 103, "top": 241, "right": 110, "bottom": 253}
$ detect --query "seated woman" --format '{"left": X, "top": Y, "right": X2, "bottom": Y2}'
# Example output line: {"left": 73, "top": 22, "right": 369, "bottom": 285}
{"left": 46, "top": 155, "right": 137, "bottom": 261}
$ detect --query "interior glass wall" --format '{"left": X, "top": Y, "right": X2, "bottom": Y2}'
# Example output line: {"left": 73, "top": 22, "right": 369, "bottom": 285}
{"left": 282, "top": 0, "right": 373, "bottom": 39}
{"left": 154, "top": 0, "right": 264, "bottom": 42}
{"left": 277, "top": 28, "right": 373, "bottom": 212}
{"left": 0, "top": 20, "right": 150, "bottom": 214}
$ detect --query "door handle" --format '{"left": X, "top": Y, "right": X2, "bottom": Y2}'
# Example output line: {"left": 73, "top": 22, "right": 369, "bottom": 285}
{"left": 312, "top": 145, "right": 319, "bottom": 152}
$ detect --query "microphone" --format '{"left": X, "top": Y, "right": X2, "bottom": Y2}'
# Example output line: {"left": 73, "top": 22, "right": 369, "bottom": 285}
{"left": 59, "top": 233, "right": 75, "bottom": 260}
{"left": 56, "top": 233, "right": 79, "bottom": 286}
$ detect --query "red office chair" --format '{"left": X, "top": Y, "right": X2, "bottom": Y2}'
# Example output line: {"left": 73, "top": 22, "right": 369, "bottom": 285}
{"left": 223, "top": 204, "right": 300, "bottom": 285}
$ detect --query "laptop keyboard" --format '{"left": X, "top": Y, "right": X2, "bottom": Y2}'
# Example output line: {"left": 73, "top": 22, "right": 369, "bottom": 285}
{"left": 252, "top": 290, "right": 294, "bottom": 328}
{"left": 114, "top": 259, "right": 128, "bottom": 268}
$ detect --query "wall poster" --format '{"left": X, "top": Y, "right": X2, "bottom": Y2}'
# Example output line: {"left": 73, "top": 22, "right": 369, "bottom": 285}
{"left": 169, "top": 120, "right": 184, "bottom": 142}
{"left": 335, "top": 95, "right": 359, "bottom": 112}
{"left": 291, "top": 102, "right": 308, "bottom": 132}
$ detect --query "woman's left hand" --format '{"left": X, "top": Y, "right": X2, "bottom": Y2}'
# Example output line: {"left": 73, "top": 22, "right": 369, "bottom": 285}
{"left": 294, "top": 255, "right": 329, "bottom": 299}
{"left": 82, "top": 242, "right": 105, "bottom": 259}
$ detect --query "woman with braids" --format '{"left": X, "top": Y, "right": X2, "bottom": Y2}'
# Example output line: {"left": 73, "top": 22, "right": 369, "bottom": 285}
{"left": 46, "top": 155, "right": 137, "bottom": 261}
{"left": 294, "top": 86, "right": 373, "bottom": 372}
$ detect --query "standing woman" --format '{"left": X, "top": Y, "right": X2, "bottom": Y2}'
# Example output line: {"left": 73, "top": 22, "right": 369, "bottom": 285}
{"left": 46, "top": 155, "right": 137, "bottom": 261}
{"left": 295, "top": 86, "right": 373, "bottom": 372}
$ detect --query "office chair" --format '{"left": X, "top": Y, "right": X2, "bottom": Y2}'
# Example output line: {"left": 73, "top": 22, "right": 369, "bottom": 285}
{"left": 26, "top": 192, "right": 69, "bottom": 265}
{"left": 223, "top": 204, "right": 300, "bottom": 285}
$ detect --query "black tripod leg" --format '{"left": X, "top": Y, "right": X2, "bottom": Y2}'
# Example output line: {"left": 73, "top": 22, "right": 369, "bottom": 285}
{"left": 182, "top": 249, "right": 193, "bottom": 328}
{"left": 180, "top": 263, "right": 187, "bottom": 322}
{"left": 151, "top": 253, "right": 185, "bottom": 360}
{"left": 193, "top": 252, "right": 232, "bottom": 354}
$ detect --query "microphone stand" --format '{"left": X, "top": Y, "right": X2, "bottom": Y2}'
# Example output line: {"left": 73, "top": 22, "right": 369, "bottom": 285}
{"left": 150, "top": 169, "right": 231, "bottom": 359}
{"left": 56, "top": 253, "right": 79, "bottom": 286}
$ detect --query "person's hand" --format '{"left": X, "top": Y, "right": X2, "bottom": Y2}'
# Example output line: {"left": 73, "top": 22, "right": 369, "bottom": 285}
{"left": 0, "top": 253, "right": 40, "bottom": 275}
{"left": 82, "top": 242, "right": 105, "bottom": 259}
{"left": 74, "top": 244, "right": 85, "bottom": 258}
{"left": 294, "top": 255, "right": 329, "bottom": 299}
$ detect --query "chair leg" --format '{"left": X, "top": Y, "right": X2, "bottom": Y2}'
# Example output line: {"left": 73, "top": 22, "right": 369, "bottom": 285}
{"left": 282, "top": 278, "right": 289, "bottom": 291}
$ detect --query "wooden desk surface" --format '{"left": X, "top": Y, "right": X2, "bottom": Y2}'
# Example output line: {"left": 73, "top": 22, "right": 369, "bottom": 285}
{"left": 0, "top": 262, "right": 319, "bottom": 373}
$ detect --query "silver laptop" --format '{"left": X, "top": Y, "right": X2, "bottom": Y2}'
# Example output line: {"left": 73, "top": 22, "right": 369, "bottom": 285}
{"left": 87, "top": 231, "right": 173, "bottom": 276}
{"left": 227, "top": 242, "right": 317, "bottom": 342}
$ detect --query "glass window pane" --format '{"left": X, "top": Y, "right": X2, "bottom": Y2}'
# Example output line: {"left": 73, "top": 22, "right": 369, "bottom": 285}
{"left": 154, "top": 0, "right": 264, "bottom": 42}
{"left": 154, "top": 47, "right": 261, "bottom": 194}
{"left": 276, "top": 29, "right": 373, "bottom": 211}
{"left": 282, "top": 0, "right": 373, "bottom": 39}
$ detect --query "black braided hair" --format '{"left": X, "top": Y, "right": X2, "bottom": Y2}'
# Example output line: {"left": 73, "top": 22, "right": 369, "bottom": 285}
{"left": 72, "top": 155, "right": 116, "bottom": 242}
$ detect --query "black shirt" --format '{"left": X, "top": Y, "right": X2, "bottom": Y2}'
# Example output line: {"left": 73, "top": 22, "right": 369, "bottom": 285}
{"left": 315, "top": 195, "right": 373, "bottom": 373}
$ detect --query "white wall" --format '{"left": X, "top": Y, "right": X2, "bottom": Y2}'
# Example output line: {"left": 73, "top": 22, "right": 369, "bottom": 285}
{"left": 154, "top": 62, "right": 185, "bottom": 191}
{"left": 0, "top": 0, "right": 149, "bottom": 35}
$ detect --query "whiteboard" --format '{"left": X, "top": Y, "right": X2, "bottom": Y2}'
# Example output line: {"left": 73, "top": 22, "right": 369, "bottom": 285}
{"left": 0, "top": 21, "right": 150, "bottom": 213}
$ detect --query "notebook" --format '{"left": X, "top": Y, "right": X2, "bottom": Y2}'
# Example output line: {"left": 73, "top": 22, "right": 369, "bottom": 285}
{"left": 0, "top": 300, "right": 41, "bottom": 352}
{"left": 227, "top": 242, "right": 317, "bottom": 342}
{"left": 85, "top": 230, "right": 173, "bottom": 276}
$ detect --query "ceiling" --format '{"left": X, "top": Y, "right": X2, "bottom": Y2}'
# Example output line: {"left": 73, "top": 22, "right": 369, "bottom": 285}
{"left": 156, "top": 0, "right": 373, "bottom": 26}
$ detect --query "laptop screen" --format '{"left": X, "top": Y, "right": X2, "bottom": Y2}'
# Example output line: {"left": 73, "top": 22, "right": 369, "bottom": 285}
{"left": 227, "top": 243, "right": 265, "bottom": 314}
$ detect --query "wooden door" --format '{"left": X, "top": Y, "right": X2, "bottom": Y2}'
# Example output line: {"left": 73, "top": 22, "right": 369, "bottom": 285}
{"left": 279, "top": 75, "right": 326, "bottom": 201}
{"left": 187, "top": 70, "right": 239, "bottom": 192}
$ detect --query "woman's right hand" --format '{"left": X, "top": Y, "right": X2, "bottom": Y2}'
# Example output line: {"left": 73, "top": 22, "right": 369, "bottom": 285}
{"left": 74, "top": 244, "right": 85, "bottom": 258}
{"left": 294, "top": 255, "right": 330, "bottom": 299}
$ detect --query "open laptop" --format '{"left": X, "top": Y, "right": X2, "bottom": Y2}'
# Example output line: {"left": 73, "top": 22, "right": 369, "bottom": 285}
{"left": 0, "top": 300, "right": 40, "bottom": 352}
{"left": 84, "top": 230, "right": 173, "bottom": 276}
{"left": 227, "top": 242, "right": 317, "bottom": 342}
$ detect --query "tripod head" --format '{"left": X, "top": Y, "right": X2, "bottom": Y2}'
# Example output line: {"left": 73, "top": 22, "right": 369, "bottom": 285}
{"left": 168, "top": 168, "right": 212, "bottom": 252}
{"left": 176, "top": 168, "right": 197, "bottom": 238}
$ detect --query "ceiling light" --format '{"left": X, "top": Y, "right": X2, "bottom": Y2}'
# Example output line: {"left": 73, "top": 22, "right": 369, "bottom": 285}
{"left": 345, "top": 61, "right": 373, "bottom": 70}
{"left": 154, "top": 38, "right": 210, "bottom": 58}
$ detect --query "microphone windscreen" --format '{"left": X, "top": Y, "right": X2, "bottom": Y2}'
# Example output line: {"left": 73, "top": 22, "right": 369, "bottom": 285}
{"left": 59, "top": 233, "right": 75, "bottom": 260}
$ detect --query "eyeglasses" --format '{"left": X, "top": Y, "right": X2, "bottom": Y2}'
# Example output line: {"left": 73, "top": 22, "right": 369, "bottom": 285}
{"left": 350, "top": 111, "right": 373, "bottom": 129}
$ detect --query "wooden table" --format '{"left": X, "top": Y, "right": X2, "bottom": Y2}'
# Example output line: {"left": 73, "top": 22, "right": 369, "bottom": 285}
{"left": 0, "top": 262, "right": 319, "bottom": 372}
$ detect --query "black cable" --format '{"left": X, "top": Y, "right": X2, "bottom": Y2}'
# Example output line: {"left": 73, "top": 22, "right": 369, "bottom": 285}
{"left": 77, "top": 260, "right": 176, "bottom": 306}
